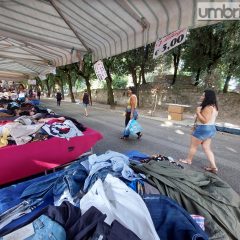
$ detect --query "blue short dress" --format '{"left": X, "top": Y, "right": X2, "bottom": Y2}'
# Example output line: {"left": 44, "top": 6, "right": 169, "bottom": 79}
{"left": 192, "top": 125, "right": 216, "bottom": 141}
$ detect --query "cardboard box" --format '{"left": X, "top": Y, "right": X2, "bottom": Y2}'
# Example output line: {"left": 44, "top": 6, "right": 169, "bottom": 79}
{"left": 168, "top": 105, "right": 184, "bottom": 114}
{"left": 168, "top": 112, "right": 183, "bottom": 121}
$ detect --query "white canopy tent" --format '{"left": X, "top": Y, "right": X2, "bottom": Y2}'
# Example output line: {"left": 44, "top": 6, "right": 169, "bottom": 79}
{"left": 0, "top": 0, "right": 224, "bottom": 81}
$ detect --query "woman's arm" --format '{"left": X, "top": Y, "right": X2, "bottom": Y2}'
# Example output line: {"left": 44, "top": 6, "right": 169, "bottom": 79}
{"left": 196, "top": 106, "right": 213, "bottom": 124}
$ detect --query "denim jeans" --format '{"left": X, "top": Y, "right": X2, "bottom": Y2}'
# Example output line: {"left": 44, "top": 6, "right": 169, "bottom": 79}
{"left": 20, "top": 159, "right": 88, "bottom": 200}
{"left": 83, "top": 151, "right": 140, "bottom": 192}
{"left": 0, "top": 215, "right": 66, "bottom": 240}
{"left": 0, "top": 157, "right": 88, "bottom": 237}
{"left": 26, "top": 215, "right": 66, "bottom": 240}
{"left": 143, "top": 195, "right": 209, "bottom": 240}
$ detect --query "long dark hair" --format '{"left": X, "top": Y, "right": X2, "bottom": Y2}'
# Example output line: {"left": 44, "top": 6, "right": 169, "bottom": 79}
{"left": 201, "top": 89, "right": 218, "bottom": 111}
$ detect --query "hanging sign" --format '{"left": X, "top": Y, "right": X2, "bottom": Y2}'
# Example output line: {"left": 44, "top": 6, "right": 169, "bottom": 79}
{"left": 153, "top": 28, "right": 188, "bottom": 59}
{"left": 28, "top": 79, "right": 36, "bottom": 85}
{"left": 94, "top": 60, "right": 107, "bottom": 81}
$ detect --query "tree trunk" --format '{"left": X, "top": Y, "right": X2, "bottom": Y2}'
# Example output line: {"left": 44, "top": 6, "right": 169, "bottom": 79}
{"left": 106, "top": 69, "right": 115, "bottom": 106}
{"left": 194, "top": 68, "right": 201, "bottom": 86}
{"left": 205, "top": 63, "right": 213, "bottom": 88}
{"left": 85, "top": 77, "right": 92, "bottom": 105}
{"left": 45, "top": 79, "right": 50, "bottom": 97}
{"left": 141, "top": 64, "right": 147, "bottom": 84}
{"left": 171, "top": 46, "right": 181, "bottom": 85}
{"left": 67, "top": 73, "right": 75, "bottom": 103}
{"left": 223, "top": 74, "right": 231, "bottom": 93}
{"left": 60, "top": 78, "right": 65, "bottom": 100}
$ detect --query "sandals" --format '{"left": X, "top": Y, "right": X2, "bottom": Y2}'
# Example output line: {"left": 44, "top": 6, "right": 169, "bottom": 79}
{"left": 120, "top": 136, "right": 128, "bottom": 140}
{"left": 204, "top": 166, "right": 218, "bottom": 174}
{"left": 137, "top": 133, "right": 142, "bottom": 139}
{"left": 179, "top": 159, "right": 192, "bottom": 165}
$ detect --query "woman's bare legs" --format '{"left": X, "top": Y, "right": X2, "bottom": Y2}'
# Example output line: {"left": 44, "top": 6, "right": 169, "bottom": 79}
{"left": 180, "top": 136, "right": 202, "bottom": 164}
{"left": 84, "top": 107, "right": 88, "bottom": 116}
{"left": 202, "top": 138, "right": 217, "bottom": 169}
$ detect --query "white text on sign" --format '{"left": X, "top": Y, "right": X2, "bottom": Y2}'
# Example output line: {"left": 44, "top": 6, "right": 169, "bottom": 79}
{"left": 153, "top": 28, "right": 188, "bottom": 59}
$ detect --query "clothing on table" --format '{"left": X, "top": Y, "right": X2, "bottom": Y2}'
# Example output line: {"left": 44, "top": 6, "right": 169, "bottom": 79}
{"left": 143, "top": 182, "right": 160, "bottom": 195}
{"left": 0, "top": 200, "right": 32, "bottom": 230}
{"left": 0, "top": 171, "right": 65, "bottom": 237}
{"left": 2, "top": 122, "right": 44, "bottom": 145}
{"left": 1, "top": 202, "right": 140, "bottom": 240}
{"left": 18, "top": 92, "right": 26, "bottom": 102}
{"left": 191, "top": 215, "right": 205, "bottom": 231}
{"left": 133, "top": 160, "right": 240, "bottom": 240}
{"left": 80, "top": 174, "right": 159, "bottom": 240}
{"left": 0, "top": 158, "right": 88, "bottom": 237}
{"left": 41, "top": 120, "right": 83, "bottom": 138}
{"left": 0, "top": 215, "right": 66, "bottom": 240}
{"left": 139, "top": 154, "right": 184, "bottom": 168}
{"left": 82, "top": 151, "right": 141, "bottom": 192}
{"left": 14, "top": 116, "right": 35, "bottom": 125}
{"left": 47, "top": 115, "right": 86, "bottom": 132}
{"left": 20, "top": 160, "right": 87, "bottom": 201}
{"left": 143, "top": 195, "right": 208, "bottom": 240}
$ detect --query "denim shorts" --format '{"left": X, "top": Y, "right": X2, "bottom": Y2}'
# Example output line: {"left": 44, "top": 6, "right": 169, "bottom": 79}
{"left": 192, "top": 125, "right": 216, "bottom": 141}
{"left": 83, "top": 103, "right": 88, "bottom": 108}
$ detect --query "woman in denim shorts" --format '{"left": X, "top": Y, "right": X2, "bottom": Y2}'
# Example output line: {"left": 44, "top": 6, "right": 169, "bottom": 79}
{"left": 82, "top": 90, "right": 90, "bottom": 116}
{"left": 180, "top": 90, "right": 219, "bottom": 174}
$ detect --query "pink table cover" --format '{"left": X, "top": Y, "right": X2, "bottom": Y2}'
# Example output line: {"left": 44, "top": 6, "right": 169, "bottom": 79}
{"left": 0, "top": 128, "right": 103, "bottom": 185}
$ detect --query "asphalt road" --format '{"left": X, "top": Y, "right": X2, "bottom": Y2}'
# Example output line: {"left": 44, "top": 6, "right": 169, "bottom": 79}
{"left": 42, "top": 99, "right": 240, "bottom": 194}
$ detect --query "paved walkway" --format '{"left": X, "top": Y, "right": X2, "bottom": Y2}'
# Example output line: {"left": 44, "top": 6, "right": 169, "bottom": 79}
{"left": 41, "top": 98, "right": 240, "bottom": 194}
{"left": 46, "top": 97, "right": 240, "bottom": 129}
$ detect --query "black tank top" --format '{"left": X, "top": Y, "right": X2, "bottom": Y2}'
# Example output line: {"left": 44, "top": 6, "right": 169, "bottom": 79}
{"left": 83, "top": 93, "right": 89, "bottom": 104}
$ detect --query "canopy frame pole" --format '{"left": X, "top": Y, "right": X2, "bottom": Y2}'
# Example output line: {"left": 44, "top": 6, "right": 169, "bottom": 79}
{"left": 49, "top": 0, "right": 91, "bottom": 53}
{"left": 115, "top": 0, "right": 149, "bottom": 30}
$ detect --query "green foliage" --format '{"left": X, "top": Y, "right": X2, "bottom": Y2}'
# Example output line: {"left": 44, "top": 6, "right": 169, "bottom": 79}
{"left": 102, "top": 75, "right": 128, "bottom": 89}
{"left": 110, "top": 43, "right": 162, "bottom": 84}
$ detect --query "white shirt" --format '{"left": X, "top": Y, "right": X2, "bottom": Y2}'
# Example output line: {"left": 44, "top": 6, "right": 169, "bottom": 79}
{"left": 80, "top": 174, "right": 160, "bottom": 240}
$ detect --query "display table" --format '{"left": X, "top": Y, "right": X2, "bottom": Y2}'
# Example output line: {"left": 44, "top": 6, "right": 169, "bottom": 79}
{"left": 166, "top": 103, "right": 191, "bottom": 121}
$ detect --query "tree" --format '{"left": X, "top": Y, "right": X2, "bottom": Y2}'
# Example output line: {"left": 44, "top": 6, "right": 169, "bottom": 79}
{"left": 218, "top": 21, "right": 240, "bottom": 93}
{"left": 103, "top": 58, "right": 115, "bottom": 106}
{"left": 171, "top": 45, "right": 182, "bottom": 85}
{"left": 54, "top": 68, "right": 66, "bottom": 100}
{"left": 42, "top": 73, "right": 55, "bottom": 97}
{"left": 73, "top": 54, "right": 95, "bottom": 105}
{"left": 182, "top": 24, "right": 226, "bottom": 88}
{"left": 112, "top": 43, "right": 161, "bottom": 105}
{"left": 58, "top": 65, "right": 75, "bottom": 103}
{"left": 112, "top": 75, "right": 128, "bottom": 89}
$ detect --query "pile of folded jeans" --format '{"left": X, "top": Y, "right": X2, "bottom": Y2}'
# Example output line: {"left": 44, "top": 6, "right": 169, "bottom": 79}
{"left": 3, "top": 150, "right": 238, "bottom": 239}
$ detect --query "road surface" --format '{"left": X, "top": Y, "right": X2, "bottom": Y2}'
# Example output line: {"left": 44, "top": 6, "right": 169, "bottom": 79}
{"left": 42, "top": 99, "right": 240, "bottom": 194}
